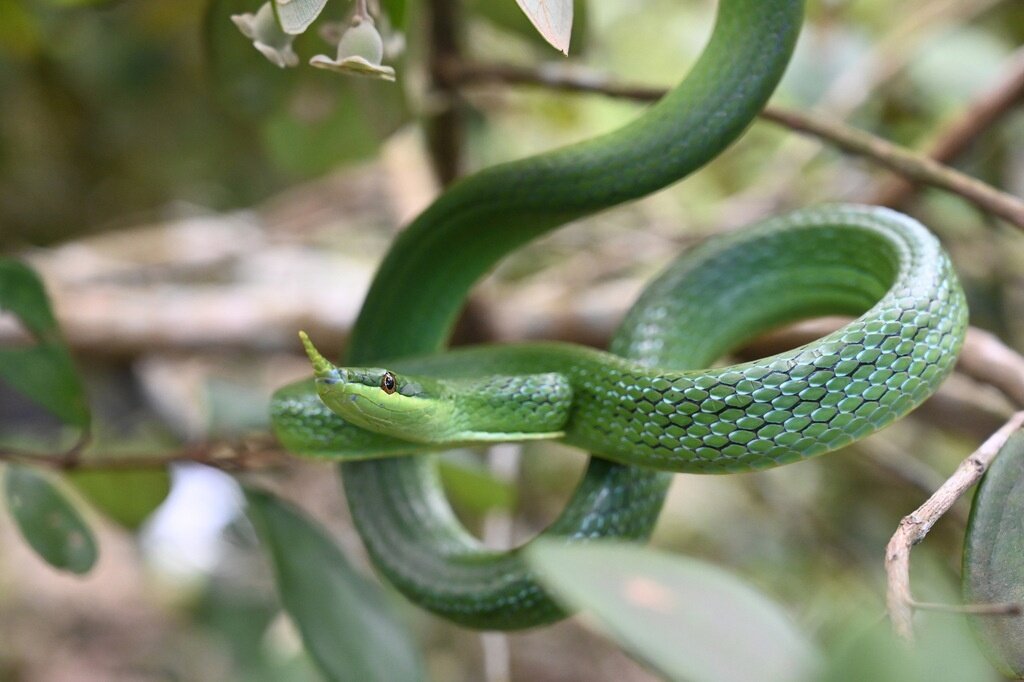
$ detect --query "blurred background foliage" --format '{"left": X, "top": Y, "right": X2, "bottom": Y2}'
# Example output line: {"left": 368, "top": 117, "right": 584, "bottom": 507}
{"left": 2, "top": 0, "right": 1024, "bottom": 680}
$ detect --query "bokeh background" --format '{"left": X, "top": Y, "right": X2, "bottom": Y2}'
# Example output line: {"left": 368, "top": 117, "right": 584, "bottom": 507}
{"left": 2, "top": 0, "right": 1024, "bottom": 679}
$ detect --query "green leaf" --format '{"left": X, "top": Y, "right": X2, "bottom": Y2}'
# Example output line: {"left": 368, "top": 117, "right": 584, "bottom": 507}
{"left": 822, "top": 558, "right": 992, "bottom": 682}
{"left": 272, "top": 0, "right": 328, "bottom": 35}
{"left": 438, "top": 453, "right": 516, "bottom": 514}
{"left": 466, "top": 0, "right": 588, "bottom": 54}
{"left": 5, "top": 465, "right": 97, "bottom": 574}
{"left": 67, "top": 469, "right": 171, "bottom": 530}
{"left": 526, "top": 541, "right": 819, "bottom": 682}
{"left": 244, "top": 489, "right": 426, "bottom": 682}
{"left": 963, "top": 427, "right": 1024, "bottom": 677}
{"left": 0, "top": 259, "right": 89, "bottom": 430}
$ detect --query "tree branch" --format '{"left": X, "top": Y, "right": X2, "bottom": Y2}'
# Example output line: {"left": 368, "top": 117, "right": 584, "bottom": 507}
{"left": 871, "top": 46, "right": 1024, "bottom": 209}
{"left": 0, "top": 436, "right": 291, "bottom": 472}
{"left": 443, "top": 60, "right": 1024, "bottom": 231}
{"left": 885, "top": 411, "right": 1024, "bottom": 641}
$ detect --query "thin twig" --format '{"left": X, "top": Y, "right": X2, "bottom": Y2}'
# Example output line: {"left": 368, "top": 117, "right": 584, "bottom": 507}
{"left": 0, "top": 437, "right": 290, "bottom": 472}
{"left": 908, "top": 599, "right": 1023, "bottom": 616}
{"left": 871, "top": 46, "right": 1024, "bottom": 208}
{"left": 761, "top": 107, "right": 1024, "bottom": 229}
{"left": 885, "top": 411, "right": 1024, "bottom": 641}
{"left": 443, "top": 60, "right": 1024, "bottom": 231}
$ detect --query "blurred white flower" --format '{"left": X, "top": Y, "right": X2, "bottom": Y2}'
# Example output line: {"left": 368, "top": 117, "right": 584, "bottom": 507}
{"left": 231, "top": 2, "right": 299, "bottom": 69}
{"left": 310, "top": 17, "right": 396, "bottom": 82}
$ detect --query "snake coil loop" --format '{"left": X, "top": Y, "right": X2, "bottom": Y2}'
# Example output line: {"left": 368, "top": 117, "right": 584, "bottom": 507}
{"left": 271, "top": 0, "right": 967, "bottom": 630}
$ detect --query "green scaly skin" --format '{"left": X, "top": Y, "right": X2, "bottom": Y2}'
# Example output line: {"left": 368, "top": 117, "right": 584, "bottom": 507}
{"left": 291, "top": 207, "right": 966, "bottom": 473}
{"left": 269, "top": 0, "right": 968, "bottom": 629}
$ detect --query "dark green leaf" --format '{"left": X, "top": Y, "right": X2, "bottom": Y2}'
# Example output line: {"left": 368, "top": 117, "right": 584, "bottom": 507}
{"left": 244, "top": 488, "right": 426, "bottom": 682}
{"left": 272, "top": 0, "right": 328, "bottom": 35}
{"left": 964, "top": 427, "right": 1024, "bottom": 677}
{"left": 0, "top": 259, "right": 55, "bottom": 334}
{"left": 67, "top": 469, "right": 171, "bottom": 530}
{"left": 526, "top": 541, "right": 819, "bottom": 682}
{"left": 0, "top": 259, "right": 89, "bottom": 430}
{"left": 5, "top": 465, "right": 97, "bottom": 574}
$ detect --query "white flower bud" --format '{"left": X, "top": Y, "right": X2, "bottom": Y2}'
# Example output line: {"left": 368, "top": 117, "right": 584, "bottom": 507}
{"left": 310, "top": 17, "right": 396, "bottom": 82}
{"left": 231, "top": 2, "right": 299, "bottom": 69}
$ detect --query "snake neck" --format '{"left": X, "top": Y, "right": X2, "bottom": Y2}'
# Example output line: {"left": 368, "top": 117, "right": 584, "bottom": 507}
{"left": 446, "top": 373, "right": 574, "bottom": 442}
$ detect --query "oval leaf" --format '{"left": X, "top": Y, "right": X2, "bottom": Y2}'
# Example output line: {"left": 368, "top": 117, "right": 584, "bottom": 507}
{"left": 68, "top": 469, "right": 171, "bottom": 530}
{"left": 514, "top": 0, "right": 573, "bottom": 54}
{"left": 526, "top": 541, "right": 819, "bottom": 682}
{"left": 5, "top": 465, "right": 97, "bottom": 574}
{"left": 244, "top": 489, "right": 425, "bottom": 682}
{"left": 0, "top": 259, "right": 89, "bottom": 430}
{"left": 963, "top": 427, "right": 1024, "bottom": 677}
{"left": 272, "top": 0, "right": 328, "bottom": 35}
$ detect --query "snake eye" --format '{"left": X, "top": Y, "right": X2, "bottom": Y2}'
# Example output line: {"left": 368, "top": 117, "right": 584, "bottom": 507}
{"left": 380, "top": 371, "right": 397, "bottom": 394}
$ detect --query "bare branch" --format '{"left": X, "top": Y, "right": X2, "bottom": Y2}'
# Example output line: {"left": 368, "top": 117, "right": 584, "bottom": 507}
{"left": 760, "top": 106, "right": 1024, "bottom": 229}
{"left": 885, "top": 411, "right": 1024, "bottom": 641}
{"left": 871, "top": 46, "right": 1024, "bottom": 208}
{"left": 444, "top": 60, "right": 1024, "bottom": 231}
{"left": 0, "top": 436, "right": 291, "bottom": 473}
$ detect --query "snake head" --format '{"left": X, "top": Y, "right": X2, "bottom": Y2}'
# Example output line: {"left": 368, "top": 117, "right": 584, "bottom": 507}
{"left": 299, "top": 331, "right": 346, "bottom": 385}
{"left": 299, "top": 331, "right": 450, "bottom": 442}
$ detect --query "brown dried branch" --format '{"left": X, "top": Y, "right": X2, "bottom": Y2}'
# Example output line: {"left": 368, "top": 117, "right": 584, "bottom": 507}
{"left": 885, "top": 411, "right": 1024, "bottom": 641}
{"left": 0, "top": 436, "right": 291, "bottom": 473}
{"left": 871, "top": 46, "right": 1024, "bottom": 208}
{"left": 443, "top": 60, "right": 1024, "bottom": 231}
{"left": 761, "top": 107, "right": 1024, "bottom": 229}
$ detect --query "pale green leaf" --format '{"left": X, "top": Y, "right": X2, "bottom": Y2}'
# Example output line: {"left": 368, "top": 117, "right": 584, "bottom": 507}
{"left": 68, "top": 469, "right": 171, "bottom": 530}
{"left": 822, "top": 558, "right": 993, "bottom": 682}
{"left": 244, "top": 489, "right": 426, "bottom": 682}
{"left": 5, "top": 465, "right": 97, "bottom": 574}
{"left": 272, "top": 0, "right": 327, "bottom": 35}
{"left": 527, "top": 541, "right": 819, "bottom": 682}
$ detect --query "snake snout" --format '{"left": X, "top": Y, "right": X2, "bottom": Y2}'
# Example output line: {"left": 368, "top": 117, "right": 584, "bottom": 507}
{"left": 317, "top": 368, "right": 347, "bottom": 386}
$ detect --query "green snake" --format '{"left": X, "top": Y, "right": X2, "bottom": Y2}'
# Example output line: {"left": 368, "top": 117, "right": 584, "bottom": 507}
{"left": 270, "top": 0, "right": 968, "bottom": 630}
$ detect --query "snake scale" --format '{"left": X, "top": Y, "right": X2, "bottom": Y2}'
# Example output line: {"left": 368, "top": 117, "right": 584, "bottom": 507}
{"left": 270, "top": 0, "right": 968, "bottom": 630}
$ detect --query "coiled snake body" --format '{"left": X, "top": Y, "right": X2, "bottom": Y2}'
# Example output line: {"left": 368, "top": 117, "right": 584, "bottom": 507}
{"left": 271, "top": 0, "right": 968, "bottom": 630}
